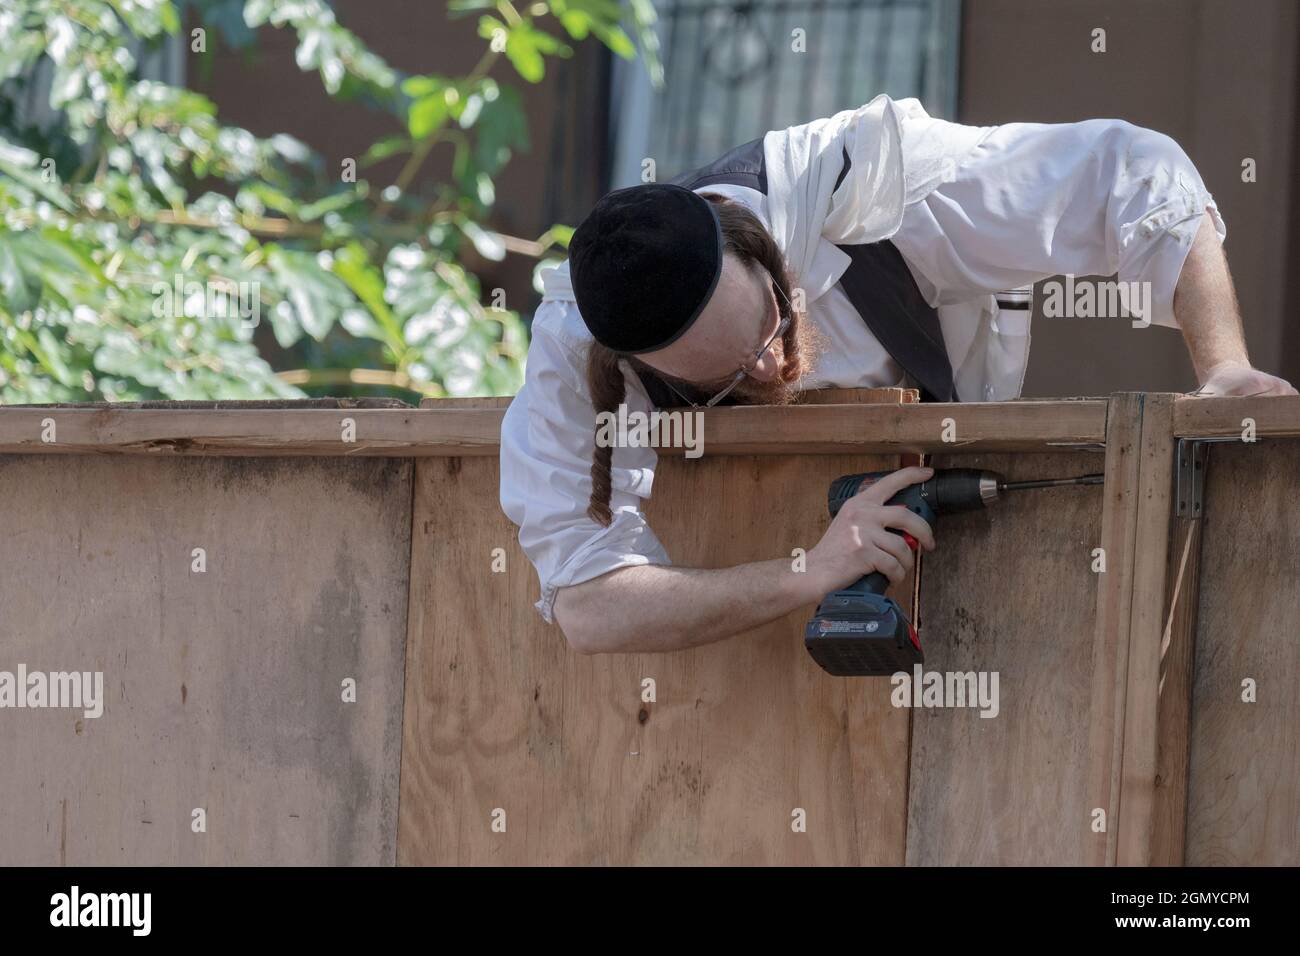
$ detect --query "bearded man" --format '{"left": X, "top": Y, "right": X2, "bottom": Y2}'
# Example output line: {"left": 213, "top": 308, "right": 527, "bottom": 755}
{"left": 499, "top": 96, "right": 1295, "bottom": 654}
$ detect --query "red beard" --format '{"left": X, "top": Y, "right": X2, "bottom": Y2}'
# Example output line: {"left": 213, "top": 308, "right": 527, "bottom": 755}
{"left": 728, "top": 317, "right": 823, "bottom": 406}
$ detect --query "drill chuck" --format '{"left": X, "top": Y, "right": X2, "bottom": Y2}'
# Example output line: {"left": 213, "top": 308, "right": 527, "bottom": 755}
{"left": 827, "top": 468, "right": 1003, "bottom": 519}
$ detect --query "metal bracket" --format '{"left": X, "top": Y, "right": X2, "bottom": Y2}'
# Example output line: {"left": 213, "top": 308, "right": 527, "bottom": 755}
{"left": 1175, "top": 439, "right": 1209, "bottom": 518}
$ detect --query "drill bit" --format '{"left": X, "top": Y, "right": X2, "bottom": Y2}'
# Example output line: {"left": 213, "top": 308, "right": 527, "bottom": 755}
{"left": 998, "top": 474, "right": 1104, "bottom": 492}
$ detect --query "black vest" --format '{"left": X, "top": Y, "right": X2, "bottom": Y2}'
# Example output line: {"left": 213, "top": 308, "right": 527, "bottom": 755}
{"left": 631, "top": 137, "right": 958, "bottom": 406}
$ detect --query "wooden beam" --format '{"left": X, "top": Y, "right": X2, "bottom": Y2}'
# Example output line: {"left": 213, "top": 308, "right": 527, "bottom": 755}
{"left": 416, "top": 387, "right": 919, "bottom": 408}
{"left": 1084, "top": 392, "right": 1145, "bottom": 866}
{"left": 1114, "top": 394, "right": 1178, "bottom": 866}
{"left": 688, "top": 399, "right": 1107, "bottom": 455}
{"left": 0, "top": 407, "right": 506, "bottom": 457}
{"left": 1174, "top": 394, "right": 1300, "bottom": 438}
{"left": 0, "top": 398, "right": 1108, "bottom": 457}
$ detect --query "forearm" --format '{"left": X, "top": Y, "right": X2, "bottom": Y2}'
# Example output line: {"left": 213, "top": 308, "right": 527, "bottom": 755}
{"left": 1173, "top": 211, "right": 1251, "bottom": 382}
{"left": 553, "top": 559, "right": 819, "bottom": 654}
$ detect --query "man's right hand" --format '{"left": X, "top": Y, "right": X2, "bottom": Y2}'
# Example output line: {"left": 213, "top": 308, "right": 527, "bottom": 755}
{"left": 804, "top": 465, "right": 937, "bottom": 594}
{"left": 554, "top": 464, "right": 938, "bottom": 655}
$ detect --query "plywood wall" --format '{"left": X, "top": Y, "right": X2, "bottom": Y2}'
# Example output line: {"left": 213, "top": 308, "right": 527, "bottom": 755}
{"left": 0, "top": 455, "right": 412, "bottom": 865}
{"left": 905, "top": 452, "right": 1107, "bottom": 864}
{"left": 3, "top": 397, "right": 1296, "bottom": 867}
{"left": 397, "top": 449, "right": 916, "bottom": 865}
{"left": 1184, "top": 442, "right": 1300, "bottom": 865}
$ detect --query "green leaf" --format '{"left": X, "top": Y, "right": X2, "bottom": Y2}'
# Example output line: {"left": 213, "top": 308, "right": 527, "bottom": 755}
{"left": 557, "top": 10, "right": 593, "bottom": 41}
{"left": 298, "top": 190, "right": 360, "bottom": 222}
{"left": 401, "top": 75, "right": 446, "bottom": 97}
{"left": 0, "top": 29, "right": 45, "bottom": 83}
{"left": 94, "top": 332, "right": 153, "bottom": 385}
{"left": 474, "top": 86, "right": 528, "bottom": 173}
{"left": 36, "top": 326, "right": 76, "bottom": 387}
{"left": 476, "top": 15, "right": 508, "bottom": 45}
{"left": 408, "top": 94, "right": 449, "bottom": 139}
{"left": 50, "top": 62, "right": 86, "bottom": 107}
{"left": 158, "top": 1, "right": 181, "bottom": 35}
{"left": 267, "top": 246, "right": 354, "bottom": 342}
{"left": 3, "top": 231, "right": 104, "bottom": 309}
{"left": 527, "top": 25, "right": 570, "bottom": 56}
{"left": 332, "top": 241, "right": 402, "bottom": 346}
{"left": 0, "top": 138, "right": 76, "bottom": 212}
{"left": 505, "top": 30, "right": 546, "bottom": 83}
{"left": 0, "top": 235, "right": 40, "bottom": 314}
{"left": 269, "top": 134, "right": 313, "bottom": 164}
{"left": 546, "top": 223, "right": 575, "bottom": 247}
{"left": 244, "top": 181, "right": 301, "bottom": 217}
{"left": 359, "top": 135, "right": 411, "bottom": 166}
{"left": 592, "top": 23, "right": 636, "bottom": 59}
{"left": 339, "top": 307, "right": 380, "bottom": 338}
{"left": 243, "top": 0, "right": 274, "bottom": 28}
{"left": 459, "top": 221, "right": 505, "bottom": 261}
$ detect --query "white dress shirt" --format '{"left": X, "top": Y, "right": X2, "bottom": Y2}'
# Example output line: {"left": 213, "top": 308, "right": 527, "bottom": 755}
{"left": 500, "top": 112, "right": 1224, "bottom": 622}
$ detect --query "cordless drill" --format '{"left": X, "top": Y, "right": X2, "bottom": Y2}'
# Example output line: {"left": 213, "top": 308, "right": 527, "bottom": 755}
{"left": 804, "top": 468, "right": 1101, "bottom": 676}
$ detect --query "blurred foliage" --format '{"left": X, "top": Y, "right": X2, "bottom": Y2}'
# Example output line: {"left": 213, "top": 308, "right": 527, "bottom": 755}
{"left": 0, "top": 0, "right": 659, "bottom": 402}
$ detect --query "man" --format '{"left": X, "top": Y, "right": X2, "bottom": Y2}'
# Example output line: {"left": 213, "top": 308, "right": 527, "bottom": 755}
{"left": 500, "top": 95, "right": 1295, "bottom": 655}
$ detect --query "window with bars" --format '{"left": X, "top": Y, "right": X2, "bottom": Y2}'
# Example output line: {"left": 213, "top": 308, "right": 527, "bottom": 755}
{"left": 609, "top": 0, "right": 961, "bottom": 187}
{"left": 1, "top": 34, "right": 185, "bottom": 139}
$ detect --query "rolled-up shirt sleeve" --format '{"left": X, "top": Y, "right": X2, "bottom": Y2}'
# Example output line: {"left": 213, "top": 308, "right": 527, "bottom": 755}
{"left": 892, "top": 117, "right": 1225, "bottom": 330}
{"left": 500, "top": 299, "right": 672, "bottom": 623}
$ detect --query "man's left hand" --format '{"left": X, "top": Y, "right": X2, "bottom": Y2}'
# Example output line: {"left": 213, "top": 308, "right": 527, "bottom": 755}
{"left": 1193, "top": 360, "right": 1298, "bottom": 397}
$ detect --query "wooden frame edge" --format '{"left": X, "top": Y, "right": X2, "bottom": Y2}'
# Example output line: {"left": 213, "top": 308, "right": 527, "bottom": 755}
{"left": 0, "top": 399, "right": 1108, "bottom": 457}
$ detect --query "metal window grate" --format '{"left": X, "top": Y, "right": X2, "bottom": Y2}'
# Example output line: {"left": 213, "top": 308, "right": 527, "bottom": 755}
{"left": 611, "top": 0, "right": 960, "bottom": 187}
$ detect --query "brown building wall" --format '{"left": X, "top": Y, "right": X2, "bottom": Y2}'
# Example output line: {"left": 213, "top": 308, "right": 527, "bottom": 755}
{"left": 960, "top": 0, "right": 1300, "bottom": 395}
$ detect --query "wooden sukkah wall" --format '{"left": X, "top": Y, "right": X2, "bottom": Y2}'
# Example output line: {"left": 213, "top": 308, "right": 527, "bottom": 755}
{"left": 0, "top": 393, "right": 1294, "bottom": 865}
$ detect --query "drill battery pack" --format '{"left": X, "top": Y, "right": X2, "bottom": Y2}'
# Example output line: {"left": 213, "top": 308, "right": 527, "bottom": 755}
{"left": 804, "top": 589, "right": 923, "bottom": 677}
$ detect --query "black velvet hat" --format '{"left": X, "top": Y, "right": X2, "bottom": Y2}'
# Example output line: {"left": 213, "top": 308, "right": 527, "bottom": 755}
{"left": 568, "top": 183, "right": 723, "bottom": 355}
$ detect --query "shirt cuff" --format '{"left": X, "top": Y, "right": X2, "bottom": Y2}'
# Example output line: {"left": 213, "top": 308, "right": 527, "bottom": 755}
{"left": 1122, "top": 179, "right": 1224, "bottom": 330}
{"left": 533, "top": 512, "right": 672, "bottom": 624}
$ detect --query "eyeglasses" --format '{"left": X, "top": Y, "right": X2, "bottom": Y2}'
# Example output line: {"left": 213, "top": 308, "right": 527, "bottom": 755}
{"left": 660, "top": 269, "right": 793, "bottom": 408}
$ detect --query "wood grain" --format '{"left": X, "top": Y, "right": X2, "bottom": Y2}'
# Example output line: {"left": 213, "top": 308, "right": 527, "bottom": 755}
{"left": 415, "top": 388, "right": 918, "bottom": 409}
{"left": 905, "top": 451, "right": 1108, "bottom": 864}
{"left": 1174, "top": 395, "right": 1300, "bottom": 439}
{"left": 0, "top": 407, "right": 504, "bottom": 457}
{"left": 1115, "top": 394, "right": 1177, "bottom": 865}
{"left": 0, "top": 455, "right": 412, "bottom": 865}
{"left": 1184, "top": 442, "right": 1300, "bottom": 865}
{"left": 396, "top": 396, "right": 916, "bottom": 864}
{"left": 1082, "top": 393, "right": 1144, "bottom": 865}
{"left": 0, "top": 399, "right": 1107, "bottom": 457}
{"left": 11, "top": 390, "right": 1284, "bottom": 867}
